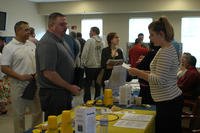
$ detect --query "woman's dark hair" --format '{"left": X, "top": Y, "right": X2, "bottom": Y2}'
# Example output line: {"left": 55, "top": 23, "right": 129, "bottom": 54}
{"left": 107, "top": 32, "right": 117, "bottom": 46}
{"left": 188, "top": 55, "right": 197, "bottom": 67}
{"left": 148, "top": 16, "right": 174, "bottom": 42}
{"left": 184, "top": 54, "right": 196, "bottom": 67}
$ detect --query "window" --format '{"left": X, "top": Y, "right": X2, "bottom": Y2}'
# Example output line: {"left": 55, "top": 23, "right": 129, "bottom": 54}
{"left": 81, "top": 19, "right": 103, "bottom": 40}
{"left": 129, "top": 18, "right": 153, "bottom": 43}
{"left": 181, "top": 17, "right": 200, "bottom": 67}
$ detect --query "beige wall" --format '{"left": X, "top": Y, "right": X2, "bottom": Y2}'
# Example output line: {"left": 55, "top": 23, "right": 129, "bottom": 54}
{"left": 0, "top": 0, "right": 46, "bottom": 39}
{"left": 1, "top": 0, "right": 200, "bottom": 46}
{"left": 65, "top": 12, "right": 200, "bottom": 51}
{"left": 0, "top": 0, "right": 199, "bottom": 66}
{"left": 36, "top": 0, "right": 200, "bottom": 51}
{"left": 37, "top": 0, "right": 200, "bottom": 15}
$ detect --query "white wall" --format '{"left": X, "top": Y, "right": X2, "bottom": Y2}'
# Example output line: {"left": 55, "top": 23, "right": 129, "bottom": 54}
{"left": 1, "top": 0, "right": 199, "bottom": 66}
{"left": 64, "top": 12, "right": 200, "bottom": 52}
{"left": 0, "top": 0, "right": 46, "bottom": 40}
{"left": 36, "top": 0, "right": 200, "bottom": 55}
{"left": 37, "top": 0, "right": 200, "bottom": 15}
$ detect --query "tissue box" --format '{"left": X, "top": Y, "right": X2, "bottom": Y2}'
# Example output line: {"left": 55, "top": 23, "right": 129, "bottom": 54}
{"left": 75, "top": 107, "right": 96, "bottom": 133}
{"left": 119, "top": 84, "right": 132, "bottom": 106}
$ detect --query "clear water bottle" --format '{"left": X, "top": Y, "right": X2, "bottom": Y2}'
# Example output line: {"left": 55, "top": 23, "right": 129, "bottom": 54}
{"left": 99, "top": 114, "right": 108, "bottom": 133}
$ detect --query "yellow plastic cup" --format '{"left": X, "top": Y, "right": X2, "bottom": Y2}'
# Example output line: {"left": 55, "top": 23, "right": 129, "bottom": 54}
{"left": 62, "top": 110, "right": 71, "bottom": 124}
{"left": 61, "top": 110, "right": 73, "bottom": 133}
{"left": 104, "top": 89, "right": 112, "bottom": 97}
{"left": 104, "top": 89, "right": 113, "bottom": 106}
{"left": 48, "top": 116, "right": 57, "bottom": 130}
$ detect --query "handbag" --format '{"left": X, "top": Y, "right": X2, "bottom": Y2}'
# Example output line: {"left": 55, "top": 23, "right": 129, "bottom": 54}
{"left": 21, "top": 78, "right": 37, "bottom": 100}
{"left": 96, "top": 69, "right": 105, "bottom": 85}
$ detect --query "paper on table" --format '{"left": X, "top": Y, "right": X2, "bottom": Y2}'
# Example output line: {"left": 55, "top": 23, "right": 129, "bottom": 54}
{"left": 113, "top": 120, "right": 148, "bottom": 129}
{"left": 122, "top": 63, "right": 131, "bottom": 69}
{"left": 113, "top": 110, "right": 136, "bottom": 115}
{"left": 113, "top": 113, "right": 153, "bottom": 129}
{"left": 121, "top": 113, "right": 153, "bottom": 122}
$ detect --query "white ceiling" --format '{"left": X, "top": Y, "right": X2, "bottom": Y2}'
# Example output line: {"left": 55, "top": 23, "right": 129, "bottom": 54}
{"left": 29, "top": 0, "right": 82, "bottom": 3}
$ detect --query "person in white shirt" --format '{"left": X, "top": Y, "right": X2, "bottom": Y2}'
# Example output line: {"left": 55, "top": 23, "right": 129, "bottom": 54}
{"left": 1, "top": 21, "right": 42, "bottom": 133}
{"left": 81, "top": 27, "right": 104, "bottom": 103}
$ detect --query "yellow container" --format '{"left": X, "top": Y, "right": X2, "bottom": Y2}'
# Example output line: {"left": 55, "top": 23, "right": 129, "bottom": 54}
{"left": 32, "top": 129, "right": 41, "bottom": 133}
{"left": 104, "top": 89, "right": 112, "bottom": 97}
{"left": 48, "top": 116, "right": 57, "bottom": 130}
{"left": 104, "top": 98, "right": 113, "bottom": 106}
{"left": 47, "top": 115, "right": 58, "bottom": 133}
{"left": 61, "top": 110, "right": 73, "bottom": 133}
{"left": 104, "top": 89, "right": 113, "bottom": 106}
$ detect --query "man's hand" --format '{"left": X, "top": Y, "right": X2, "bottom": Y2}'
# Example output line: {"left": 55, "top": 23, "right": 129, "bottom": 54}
{"left": 19, "top": 74, "right": 33, "bottom": 81}
{"left": 1, "top": 66, "right": 34, "bottom": 81}
{"left": 69, "top": 85, "right": 81, "bottom": 95}
{"left": 43, "top": 70, "right": 82, "bottom": 94}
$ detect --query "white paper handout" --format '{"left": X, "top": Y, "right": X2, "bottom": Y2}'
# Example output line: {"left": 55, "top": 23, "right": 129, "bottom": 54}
{"left": 113, "top": 120, "right": 148, "bottom": 129}
{"left": 122, "top": 113, "right": 153, "bottom": 122}
{"left": 122, "top": 63, "right": 131, "bottom": 69}
{"left": 113, "top": 113, "right": 153, "bottom": 129}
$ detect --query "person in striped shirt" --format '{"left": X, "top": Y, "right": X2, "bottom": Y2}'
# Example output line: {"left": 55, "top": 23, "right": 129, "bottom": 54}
{"left": 128, "top": 16, "right": 183, "bottom": 133}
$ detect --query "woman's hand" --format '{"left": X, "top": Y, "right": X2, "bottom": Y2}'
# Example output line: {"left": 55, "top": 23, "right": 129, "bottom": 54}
{"left": 128, "top": 68, "right": 136, "bottom": 76}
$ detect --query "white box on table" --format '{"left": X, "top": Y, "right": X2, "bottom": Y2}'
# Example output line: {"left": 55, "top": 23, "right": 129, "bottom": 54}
{"left": 119, "top": 84, "right": 132, "bottom": 106}
{"left": 75, "top": 107, "right": 96, "bottom": 133}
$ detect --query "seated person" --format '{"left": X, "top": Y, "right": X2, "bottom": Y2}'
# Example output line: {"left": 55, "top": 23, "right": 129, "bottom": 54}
{"left": 177, "top": 52, "right": 191, "bottom": 79}
{"left": 177, "top": 54, "right": 200, "bottom": 99}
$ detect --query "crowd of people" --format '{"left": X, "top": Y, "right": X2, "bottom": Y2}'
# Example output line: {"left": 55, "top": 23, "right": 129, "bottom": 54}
{"left": 0, "top": 12, "right": 199, "bottom": 133}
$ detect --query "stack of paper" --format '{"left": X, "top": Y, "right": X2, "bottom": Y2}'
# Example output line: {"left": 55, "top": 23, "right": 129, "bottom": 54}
{"left": 114, "top": 120, "right": 148, "bottom": 129}
{"left": 121, "top": 113, "right": 153, "bottom": 121}
{"left": 113, "top": 113, "right": 153, "bottom": 129}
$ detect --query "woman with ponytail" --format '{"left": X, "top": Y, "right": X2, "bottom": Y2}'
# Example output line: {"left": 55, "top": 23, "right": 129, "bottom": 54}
{"left": 128, "top": 16, "right": 183, "bottom": 133}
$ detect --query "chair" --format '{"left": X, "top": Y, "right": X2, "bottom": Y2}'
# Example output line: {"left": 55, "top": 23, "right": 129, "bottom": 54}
{"left": 182, "top": 96, "right": 200, "bottom": 133}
